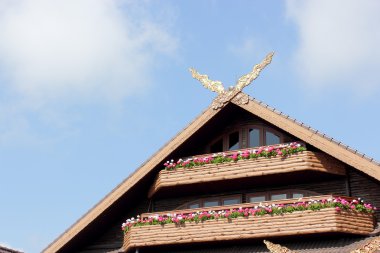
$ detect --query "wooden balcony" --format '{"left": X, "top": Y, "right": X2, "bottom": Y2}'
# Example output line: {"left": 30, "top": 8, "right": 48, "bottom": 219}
{"left": 148, "top": 150, "right": 346, "bottom": 198}
{"left": 122, "top": 195, "right": 375, "bottom": 252}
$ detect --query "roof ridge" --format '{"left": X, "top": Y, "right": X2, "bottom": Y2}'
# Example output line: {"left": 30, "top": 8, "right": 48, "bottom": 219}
{"left": 249, "top": 96, "right": 380, "bottom": 167}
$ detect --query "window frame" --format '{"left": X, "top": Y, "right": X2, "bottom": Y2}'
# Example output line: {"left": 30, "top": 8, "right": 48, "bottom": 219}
{"left": 176, "top": 194, "right": 242, "bottom": 210}
{"left": 246, "top": 189, "right": 318, "bottom": 203}
{"left": 207, "top": 124, "right": 286, "bottom": 153}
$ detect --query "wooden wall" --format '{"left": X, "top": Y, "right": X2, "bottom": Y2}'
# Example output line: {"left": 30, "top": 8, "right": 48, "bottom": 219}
{"left": 153, "top": 177, "right": 348, "bottom": 212}
{"left": 71, "top": 165, "right": 380, "bottom": 253}
{"left": 348, "top": 168, "right": 380, "bottom": 220}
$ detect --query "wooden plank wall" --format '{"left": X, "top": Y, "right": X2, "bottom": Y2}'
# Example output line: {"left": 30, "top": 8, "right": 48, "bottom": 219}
{"left": 73, "top": 168, "right": 380, "bottom": 253}
{"left": 348, "top": 168, "right": 380, "bottom": 220}
{"left": 153, "top": 178, "right": 348, "bottom": 212}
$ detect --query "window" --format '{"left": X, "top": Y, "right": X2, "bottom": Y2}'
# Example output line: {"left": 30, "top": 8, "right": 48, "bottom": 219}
{"left": 222, "top": 197, "right": 240, "bottom": 205}
{"left": 228, "top": 131, "right": 240, "bottom": 150}
{"left": 208, "top": 125, "right": 286, "bottom": 152}
{"left": 247, "top": 190, "right": 317, "bottom": 203}
{"left": 177, "top": 195, "right": 242, "bottom": 209}
{"left": 188, "top": 203, "right": 200, "bottom": 209}
{"left": 249, "top": 195, "right": 266, "bottom": 203}
{"left": 271, "top": 193, "right": 287, "bottom": 200}
{"left": 203, "top": 199, "right": 219, "bottom": 207}
{"left": 248, "top": 128, "right": 260, "bottom": 147}
{"left": 265, "top": 130, "right": 281, "bottom": 146}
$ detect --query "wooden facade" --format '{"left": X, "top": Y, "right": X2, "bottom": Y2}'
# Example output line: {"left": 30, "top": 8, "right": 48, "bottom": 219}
{"left": 44, "top": 93, "right": 380, "bottom": 253}
{"left": 123, "top": 207, "right": 374, "bottom": 252}
{"left": 148, "top": 151, "right": 346, "bottom": 198}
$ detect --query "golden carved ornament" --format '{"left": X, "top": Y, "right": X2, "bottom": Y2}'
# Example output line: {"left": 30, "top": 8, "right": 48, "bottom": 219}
{"left": 351, "top": 236, "right": 380, "bottom": 253}
{"left": 189, "top": 52, "right": 274, "bottom": 110}
{"left": 235, "top": 51, "right": 274, "bottom": 92}
{"left": 263, "top": 240, "right": 297, "bottom": 253}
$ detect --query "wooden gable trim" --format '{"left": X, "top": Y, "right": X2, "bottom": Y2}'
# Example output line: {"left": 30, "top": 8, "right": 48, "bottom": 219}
{"left": 234, "top": 97, "right": 380, "bottom": 181}
{"left": 43, "top": 105, "right": 221, "bottom": 253}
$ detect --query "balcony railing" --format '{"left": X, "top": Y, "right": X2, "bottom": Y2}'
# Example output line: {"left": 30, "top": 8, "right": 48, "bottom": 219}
{"left": 148, "top": 149, "right": 346, "bottom": 198}
{"left": 122, "top": 195, "right": 375, "bottom": 252}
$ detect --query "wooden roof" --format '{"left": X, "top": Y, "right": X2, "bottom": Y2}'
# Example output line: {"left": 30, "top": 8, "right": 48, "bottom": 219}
{"left": 0, "top": 245, "right": 23, "bottom": 253}
{"left": 43, "top": 92, "right": 380, "bottom": 253}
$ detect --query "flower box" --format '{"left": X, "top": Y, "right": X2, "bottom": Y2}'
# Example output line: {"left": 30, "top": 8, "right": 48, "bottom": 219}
{"left": 148, "top": 151, "right": 345, "bottom": 198}
{"left": 122, "top": 208, "right": 374, "bottom": 252}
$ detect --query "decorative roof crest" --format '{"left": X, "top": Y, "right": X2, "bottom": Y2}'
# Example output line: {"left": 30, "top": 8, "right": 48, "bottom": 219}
{"left": 189, "top": 52, "right": 274, "bottom": 110}
{"left": 263, "top": 240, "right": 296, "bottom": 253}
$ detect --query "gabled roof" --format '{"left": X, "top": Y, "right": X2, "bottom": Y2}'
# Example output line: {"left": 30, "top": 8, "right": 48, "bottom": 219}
{"left": 0, "top": 245, "right": 23, "bottom": 253}
{"left": 44, "top": 92, "right": 380, "bottom": 253}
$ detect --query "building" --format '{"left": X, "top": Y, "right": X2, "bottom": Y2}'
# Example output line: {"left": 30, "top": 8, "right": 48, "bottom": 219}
{"left": 0, "top": 245, "right": 23, "bottom": 253}
{"left": 44, "top": 57, "right": 380, "bottom": 253}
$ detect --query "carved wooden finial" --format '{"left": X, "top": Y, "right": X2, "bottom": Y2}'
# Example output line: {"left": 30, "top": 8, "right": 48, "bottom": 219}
{"left": 189, "top": 52, "right": 274, "bottom": 110}
{"left": 350, "top": 236, "right": 380, "bottom": 253}
{"left": 263, "top": 240, "right": 297, "bottom": 253}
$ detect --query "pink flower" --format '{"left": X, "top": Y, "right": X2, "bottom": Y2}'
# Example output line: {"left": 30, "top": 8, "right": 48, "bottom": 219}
{"left": 335, "top": 207, "right": 341, "bottom": 212}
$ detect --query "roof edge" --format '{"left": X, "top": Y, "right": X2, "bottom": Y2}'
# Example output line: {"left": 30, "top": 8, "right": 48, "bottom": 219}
{"left": 234, "top": 96, "right": 380, "bottom": 180}
{"left": 43, "top": 102, "right": 221, "bottom": 253}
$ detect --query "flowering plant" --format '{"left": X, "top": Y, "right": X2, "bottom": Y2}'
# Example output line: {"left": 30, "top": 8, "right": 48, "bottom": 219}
{"left": 164, "top": 142, "right": 306, "bottom": 170}
{"left": 121, "top": 197, "right": 376, "bottom": 233}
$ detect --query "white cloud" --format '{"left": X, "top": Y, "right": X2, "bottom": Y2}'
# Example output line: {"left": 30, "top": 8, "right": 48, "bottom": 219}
{"left": 0, "top": 0, "right": 178, "bottom": 105}
{"left": 0, "top": 0, "right": 178, "bottom": 145}
{"left": 286, "top": 0, "right": 380, "bottom": 95}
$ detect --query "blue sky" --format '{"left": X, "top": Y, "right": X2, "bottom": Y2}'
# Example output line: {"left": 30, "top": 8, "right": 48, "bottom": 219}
{"left": 0, "top": 1, "right": 380, "bottom": 252}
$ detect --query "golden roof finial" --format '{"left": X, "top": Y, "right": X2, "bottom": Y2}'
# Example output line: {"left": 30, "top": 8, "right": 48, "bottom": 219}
{"left": 189, "top": 52, "right": 274, "bottom": 110}
{"left": 350, "top": 236, "right": 380, "bottom": 253}
{"left": 263, "top": 240, "right": 297, "bottom": 253}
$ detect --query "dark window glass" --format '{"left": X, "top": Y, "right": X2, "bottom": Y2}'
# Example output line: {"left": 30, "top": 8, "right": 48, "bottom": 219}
{"left": 265, "top": 131, "right": 280, "bottom": 145}
{"left": 210, "top": 138, "right": 223, "bottom": 153}
{"left": 249, "top": 128, "right": 260, "bottom": 147}
{"left": 228, "top": 131, "right": 239, "bottom": 150}
{"left": 249, "top": 196, "right": 266, "bottom": 203}
{"left": 292, "top": 193, "right": 304, "bottom": 199}
{"left": 222, "top": 198, "right": 240, "bottom": 205}
{"left": 271, "top": 193, "right": 287, "bottom": 200}
{"left": 203, "top": 200, "right": 219, "bottom": 207}
{"left": 188, "top": 203, "right": 200, "bottom": 209}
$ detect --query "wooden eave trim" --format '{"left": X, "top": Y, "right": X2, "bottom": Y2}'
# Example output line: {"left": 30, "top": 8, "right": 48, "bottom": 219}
{"left": 43, "top": 104, "right": 221, "bottom": 253}
{"left": 234, "top": 98, "right": 380, "bottom": 181}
